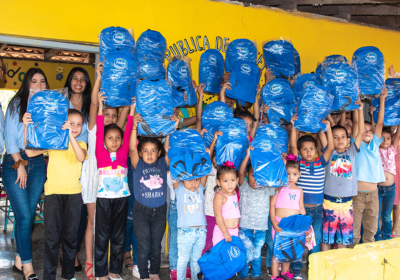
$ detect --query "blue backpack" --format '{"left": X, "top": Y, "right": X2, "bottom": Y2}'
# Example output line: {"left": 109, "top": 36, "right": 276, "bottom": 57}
{"left": 225, "top": 61, "right": 260, "bottom": 105}
{"left": 199, "top": 49, "right": 225, "bottom": 94}
{"left": 26, "top": 91, "right": 69, "bottom": 150}
{"left": 135, "top": 29, "right": 167, "bottom": 80}
{"left": 202, "top": 101, "right": 233, "bottom": 147}
{"left": 294, "top": 84, "right": 333, "bottom": 133}
{"left": 136, "top": 79, "right": 176, "bottom": 137}
{"left": 250, "top": 124, "right": 288, "bottom": 187}
{"left": 316, "top": 55, "right": 348, "bottom": 81}
{"left": 273, "top": 215, "right": 313, "bottom": 263}
{"left": 168, "top": 128, "right": 212, "bottom": 181}
{"left": 293, "top": 73, "right": 321, "bottom": 102}
{"left": 197, "top": 236, "right": 246, "bottom": 280}
{"left": 294, "top": 48, "right": 301, "bottom": 76}
{"left": 261, "top": 78, "right": 296, "bottom": 126}
{"left": 263, "top": 39, "right": 296, "bottom": 78}
{"left": 352, "top": 46, "right": 385, "bottom": 99}
{"left": 225, "top": 39, "right": 257, "bottom": 73}
{"left": 100, "top": 50, "right": 140, "bottom": 107}
{"left": 99, "top": 27, "right": 135, "bottom": 62}
{"left": 167, "top": 58, "right": 197, "bottom": 107}
{"left": 322, "top": 63, "right": 360, "bottom": 113}
{"left": 372, "top": 78, "right": 400, "bottom": 126}
{"left": 216, "top": 118, "right": 248, "bottom": 170}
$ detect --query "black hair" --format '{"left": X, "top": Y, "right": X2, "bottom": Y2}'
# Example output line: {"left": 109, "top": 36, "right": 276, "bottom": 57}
{"left": 332, "top": 125, "right": 348, "bottom": 138}
{"left": 137, "top": 137, "right": 165, "bottom": 158}
{"left": 286, "top": 160, "right": 300, "bottom": 171}
{"left": 0, "top": 57, "right": 3, "bottom": 65}
{"left": 382, "top": 127, "right": 393, "bottom": 137}
{"left": 64, "top": 67, "right": 92, "bottom": 121}
{"left": 364, "top": 120, "right": 372, "bottom": 126}
{"left": 68, "top": 109, "right": 84, "bottom": 122}
{"left": 104, "top": 124, "right": 123, "bottom": 140}
{"left": 233, "top": 107, "right": 256, "bottom": 122}
{"left": 8, "top": 68, "right": 49, "bottom": 122}
{"left": 214, "top": 165, "right": 238, "bottom": 192}
{"left": 297, "top": 135, "right": 317, "bottom": 151}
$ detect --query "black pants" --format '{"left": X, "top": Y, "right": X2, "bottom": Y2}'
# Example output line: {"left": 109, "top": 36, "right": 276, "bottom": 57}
{"left": 133, "top": 201, "right": 167, "bottom": 279}
{"left": 94, "top": 197, "right": 128, "bottom": 277}
{"left": 43, "top": 193, "right": 83, "bottom": 280}
{"left": 76, "top": 204, "right": 87, "bottom": 253}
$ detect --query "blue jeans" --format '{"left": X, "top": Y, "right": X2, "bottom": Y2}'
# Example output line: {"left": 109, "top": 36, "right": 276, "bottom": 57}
{"left": 238, "top": 228, "right": 266, "bottom": 278}
{"left": 168, "top": 199, "right": 178, "bottom": 270}
{"left": 375, "top": 184, "right": 396, "bottom": 241}
{"left": 265, "top": 217, "right": 273, "bottom": 267}
{"left": 177, "top": 226, "right": 206, "bottom": 280}
{"left": 291, "top": 204, "right": 323, "bottom": 275}
{"left": 2, "top": 152, "right": 46, "bottom": 263}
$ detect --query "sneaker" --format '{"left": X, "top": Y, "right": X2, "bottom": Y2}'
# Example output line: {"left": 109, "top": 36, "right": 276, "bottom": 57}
{"left": 132, "top": 265, "right": 140, "bottom": 279}
{"left": 391, "top": 231, "right": 399, "bottom": 238}
{"left": 267, "top": 267, "right": 272, "bottom": 276}
{"left": 186, "top": 267, "right": 191, "bottom": 279}
{"left": 279, "top": 272, "right": 294, "bottom": 280}
{"left": 293, "top": 274, "right": 303, "bottom": 280}
{"left": 170, "top": 269, "right": 177, "bottom": 280}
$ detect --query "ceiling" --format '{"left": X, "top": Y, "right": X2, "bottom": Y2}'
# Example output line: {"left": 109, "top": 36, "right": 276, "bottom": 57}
{"left": 232, "top": 0, "right": 400, "bottom": 30}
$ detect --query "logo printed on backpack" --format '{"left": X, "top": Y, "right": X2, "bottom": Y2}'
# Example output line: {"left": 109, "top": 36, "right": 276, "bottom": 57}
{"left": 209, "top": 55, "right": 217, "bottom": 66}
{"left": 267, "top": 130, "right": 277, "bottom": 138}
{"left": 238, "top": 47, "right": 249, "bottom": 57}
{"left": 114, "top": 58, "right": 128, "bottom": 69}
{"left": 315, "top": 91, "right": 325, "bottom": 100}
{"left": 260, "top": 141, "right": 272, "bottom": 150}
{"left": 228, "top": 246, "right": 241, "bottom": 260}
{"left": 270, "top": 44, "right": 283, "bottom": 53}
{"left": 113, "top": 33, "right": 125, "bottom": 43}
{"left": 271, "top": 84, "right": 283, "bottom": 94}
{"left": 179, "top": 66, "right": 188, "bottom": 77}
{"left": 366, "top": 52, "right": 377, "bottom": 62}
{"left": 43, "top": 99, "right": 58, "bottom": 111}
{"left": 215, "top": 109, "right": 225, "bottom": 115}
{"left": 335, "top": 69, "right": 347, "bottom": 78}
{"left": 241, "top": 64, "right": 251, "bottom": 74}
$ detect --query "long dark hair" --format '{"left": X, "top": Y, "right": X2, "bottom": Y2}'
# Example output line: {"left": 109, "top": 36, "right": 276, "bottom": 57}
{"left": 8, "top": 68, "right": 49, "bottom": 122}
{"left": 64, "top": 67, "right": 92, "bottom": 121}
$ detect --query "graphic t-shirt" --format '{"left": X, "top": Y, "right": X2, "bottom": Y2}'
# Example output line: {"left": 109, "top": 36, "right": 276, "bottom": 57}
{"left": 97, "top": 164, "right": 129, "bottom": 198}
{"left": 379, "top": 145, "right": 397, "bottom": 175}
{"left": 175, "top": 183, "right": 207, "bottom": 228}
{"left": 133, "top": 157, "right": 168, "bottom": 208}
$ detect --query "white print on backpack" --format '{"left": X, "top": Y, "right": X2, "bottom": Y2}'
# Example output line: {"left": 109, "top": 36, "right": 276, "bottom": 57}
{"left": 113, "top": 33, "right": 125, "bottom": 43}
{"left": 366, "top": 52, "right": 377, "bottom": 62}
{"left": 240, "top": 64, "right": 251, "bottom": 74}
{"left": 114, "top": 58, "right": 128, "bottom": 69}
{"left": 228, "top": 246, "right": 241, "bottom": 260}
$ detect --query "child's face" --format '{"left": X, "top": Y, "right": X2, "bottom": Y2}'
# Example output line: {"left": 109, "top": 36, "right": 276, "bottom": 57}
{"left": 333, "top": 128, "right": 349, "bottom": 152}
{"left": 287, "top": 167, "right": 301, "bottom": 186}
{"left": 68, "top": 114, "right": 83, "bottom": 138}
{"left": 363, "top": 123, "right": 374, "bottom": 143}
{"left": 299, "top": 142, "right": 316, "bottom": 162}
{"left": 183, "top": 178, "right": 201, "bottom": 192}
{"left": 380, "top": 132, "right": 392, "bottom": 149}
{"left": 104, "top": 129, "right": 122, "bottom": 153}
{"left": 139, "top": 142, "right": 161, "bottom": 164}
{"left": 217, "top": 172, "right": 238, "bottom": 193}
{"left": 103, "top": 108, "right": 118, "bottom": 126}
{"left": 345, "top": 118, "right": 353, "bottom": 128}
{"left": 344, "top": 124, "right": 352, "bottom": 137}
{"left": 225, "top": 96, "right": 235, "bottom": 108}
{"left": 247, "top": 166, "right": 256, "bottom": 189}
{"left": 242, "top": 116, "right": 253, "bottom": 135}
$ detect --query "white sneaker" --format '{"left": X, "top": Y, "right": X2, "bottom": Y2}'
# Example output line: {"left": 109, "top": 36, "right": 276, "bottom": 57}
{"left": 132, "top": 265, "right": 140, "bottom": 279}
{"left": 148, "top": 260, "right": 151, "bottom": 269}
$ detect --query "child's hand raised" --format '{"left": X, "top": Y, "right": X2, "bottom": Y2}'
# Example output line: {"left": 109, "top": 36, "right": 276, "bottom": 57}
{"left": 192, "top": 79, "right": 197, "bottom": 90}
{"left": 132, "top": 113, "right": 142, "bottom": 129}
{"left": 96, "top": 61, "right": 104, "bottom": 78}
{"left": 322, "top": 119, "right": 331, "bottom": 129}
{"left": 263, "top": 104, "right": 270, "bottom": 114}
{"left": 290, "top": 114, "right": 298, "bottom": 126}
{"left": 98, "top": 92, "right": 107, "bottom": 103}
{"left": 62, "top": 120, "right": 73, "bottom": 137}
{"left": 200, "top": 128, "right": 207, "bottom": 137}
{"left": 223, "top": 232, "right": 232, "bottom": 242}
{"left": 354, "top": 98, "right": 364, "bottom": 111}
{"left": 214, "top": 130, "right": 223, "bottom": 140}
{"left": 221, "top": 82, "right": 232, "bottom": 93}
{"left": 246, "top": 146, "right": 254, "bottom": 156}
{"left": 264, "top": 68, "right": 273, "bottom": 83}
{"left": 198, "top": 83, "right": 205, "bottom": 96}
{"left": 22, "top": 112, "right": 33, "bottom": 127}
{"left": 171, "top": 115, "right": 180, "bottom": 129}
{"left": 380, "top": 86, "right": 388, "bottom": 101}
{"left": 389, "top": 65, "right": 396, "bottom": 78}
{"left": 369, "top": 104, "right": 376, "bottom": 114}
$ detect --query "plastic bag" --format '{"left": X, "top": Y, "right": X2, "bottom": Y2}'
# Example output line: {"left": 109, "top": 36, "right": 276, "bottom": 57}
{"left": 100, "top": 50, "right": 140, "bottom": 107}
{"left": 225, "top": 39, "right": 257, "bottom": 73}
{"left": 239, "top": 232, "right": 255, "bottom": 263}
{"left": 294, "top": 84, "right": 333, "bottom": 133}
{"left": 293, "top": 73, "right": 321, "bottom": 102}
{"left": 263, "top": 38, "right": 296, "bottom": 78}
{"left": 322, "top": 63, "right": 360, "bottom": 113}
{"left": 199, "top": 49, "right": 225, "bottom": 94}
{"left": 320, "top": 55, "right": 348, "bottom": 74}
{"left": 135, "top": 29, "right": 167, "bottom": 80}
{"left": 261, "top": 78, "right": 296, "bottom": 126}
{"left": 168, "top": 128, "right": 212, "bottom": 181}
{"left": 372, "top": 78, "right": 400, "bottom": 126}
{"left": 202, "top": 101, "right": 234, "bottom": 147}
{"left": 352, "top": 46, "right": 385, "bottom": 99}
{"left": 216, "top": 118, "right": 248, "bottom": 170}
{"left": 136, "top": 79, "right": 176, "bottom": 137}
{"left": 26, "top": 90, "right": 69, "bottom": 150}
{"left": 99, "top": 27, "right": 135, "bottom": 62}
{"left": 167, "top": 56, "right": 197, "bottom": 107}
{"left": 225, "top": 61, "right": 260, "bottom": 105}
{"left": 250, "top": 124, "right": 288, "bottom": 187}
{"left": 294, "top": 48, "right": 301, "bottom": 76}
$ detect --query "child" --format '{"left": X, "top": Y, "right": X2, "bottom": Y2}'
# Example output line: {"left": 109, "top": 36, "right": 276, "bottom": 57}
{"left": 321, "top": 100, "right": 364, "bottom": 251}
{"left": 23, "top": 109, "right": 87, "bottom": 280}
{"left": 352, "top": 88, "right": 387, "bottom": 245}
{"left": 269, "top": 157, "right": 307, "bottom": 280}
{"left": 94, "top": 94, "right": 135, "bottom": 280}
{"left": 237, "top": 146, "right": 276, "bottom": 279}
{"left": 289, "top": 116, "right": 334, "bottom": 279}
{"left": 130, "top": 113, "right": 179, "bottom": 280}
{"left": 393, "top": 126, "right": 400, "bottom": 237}
{"left": 213, "top": 163, "right": 241, "bottom": 245}
{"left": 375, "top": 125, "right": 400, "bottom": 240}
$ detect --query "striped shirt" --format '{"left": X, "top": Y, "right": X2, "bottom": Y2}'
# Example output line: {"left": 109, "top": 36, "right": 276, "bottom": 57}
{"left": 296, "top": 156, "right": 327, "bottom": 205}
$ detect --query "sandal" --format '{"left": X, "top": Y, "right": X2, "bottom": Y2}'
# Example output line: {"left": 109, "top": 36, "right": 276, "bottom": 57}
{"left": 85, "top": 262, "right": 95, "bottom": 280}
{"left": 124, "top": 256, "right": 134, "bottom": 270}
{"left": 108, "top": 274, "right": 122, "bottom": 280}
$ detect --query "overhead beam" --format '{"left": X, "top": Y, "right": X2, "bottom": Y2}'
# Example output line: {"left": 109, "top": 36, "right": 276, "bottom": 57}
{"left": 255, "top": 0, "right": 400, "bottom": 5}
{"left": 298, "top": 4, "right": 400, "bottom": 15}
{"left": 351, "top": 15, "right": 400, "bottom": 27}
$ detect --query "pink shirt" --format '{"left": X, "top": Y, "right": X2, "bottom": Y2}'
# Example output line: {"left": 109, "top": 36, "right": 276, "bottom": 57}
{"left": 379, "top": 145, "right": 397, "bottom": 175}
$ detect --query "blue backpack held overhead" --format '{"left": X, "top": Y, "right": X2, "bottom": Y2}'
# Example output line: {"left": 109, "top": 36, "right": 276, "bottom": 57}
{"left": 225, "top": 61, "right": 260, "bottom": 105}
{"left": 199, "top": 49, "right": 225, "bottom": 94}
{"left": 216, "top": 118, "right": 248, "bottom": 170}
{"left": 322, "top": 63, "right": 360, "bottom": 113}
{"left": 263, "top": 39, "right": 296, "bottom": 78}
{"left": 294, "top": 48, "right": 301, "bottom": 76}
{"left": 202, "top": 101, "right": 234, "bottom": 147}
{"left": 294, "top": 84, "right": 333, "bottom": 133}
{"left": 261, "top": 78, "right": 296, "bottom": 126}
{"left": 167, "top": 57, "right": 197, "bottom": 107}
{"left": 99, "top": 27, "right": 135, "bottom": 62}
{"left": 136, "top": 79, "right": 176, "bottom": 137}
{"left": 293, "top": 73, "right": 321, "bottom": 102}
{"left": 352, "top": 46, "right": 385, "bottom": 99}
{"left": 273, "top": 215, "right": 313, "bottom": 263}
{"left": 135, "top": 29, "right": 167, "bottom": 80}
{"left": 168, "top": 129, "right": 212, "bottom": 181}
{"left": 225, "top": 39, "right": 257, "bottom": 73}
{"left": 26, "top": 91, "right": 69, "bottom": 150}
{"left": 100, "top": 50, "right": 140, "bottom": 107}
{"left": 316, "top": 55, "right": 348, "bottom": 81}
{"left": 372, "top": 78, "right": 400, "bottom": 126}
{"left": 197, "top": 236, "right": 246, "bottom": 280}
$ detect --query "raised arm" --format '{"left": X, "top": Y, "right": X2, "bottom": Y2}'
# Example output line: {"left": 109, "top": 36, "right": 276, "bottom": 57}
{"left": 164, "top": 134, "right": 171, "bottom": 168}
{"left": 352, "top": 104, "right": 360, "bottom": 139}
{"left": 88, "top": 62, "right": 103, "bottom": 130}
{"left": 239, "top": 146, "right": 253, "bottom": 186}
{"left": 219, "top": 82, "right": 231, "bottom": 104}
{"left": 250, "top": 87, "right": 261, "bottom": 139}
{"left": 354, "top": 100, "right": 365, "bottom": 149}
{"left": 321, "top": 120, "right": 334, "bottom": 163}
{"left": 290, "top": 114, "right": 299, "bottom": 157}
{"left": 339, "top": 112, "right": 347, "bottom": 127}
{"left": 375, "top": 87, "right": 388, "bottom": 139}
{"left": 209, "top": 130, "right": 222, "bottom": 157}
{"left": 393, "top": 125, "right": 400, "bottom": 151}
{"left": 129, "top": 114, "right": 141, "bottom": 169}
{"left": 195, "top": 83, "right": 205, "bottom": 132}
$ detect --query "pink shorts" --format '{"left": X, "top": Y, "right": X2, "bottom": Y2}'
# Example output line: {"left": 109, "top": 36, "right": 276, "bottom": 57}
{"left": 271, "top": 216, "right": 282, "bottom": 242}
{"left": 212, "top": 224, "right": 239, "bottom": 246}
